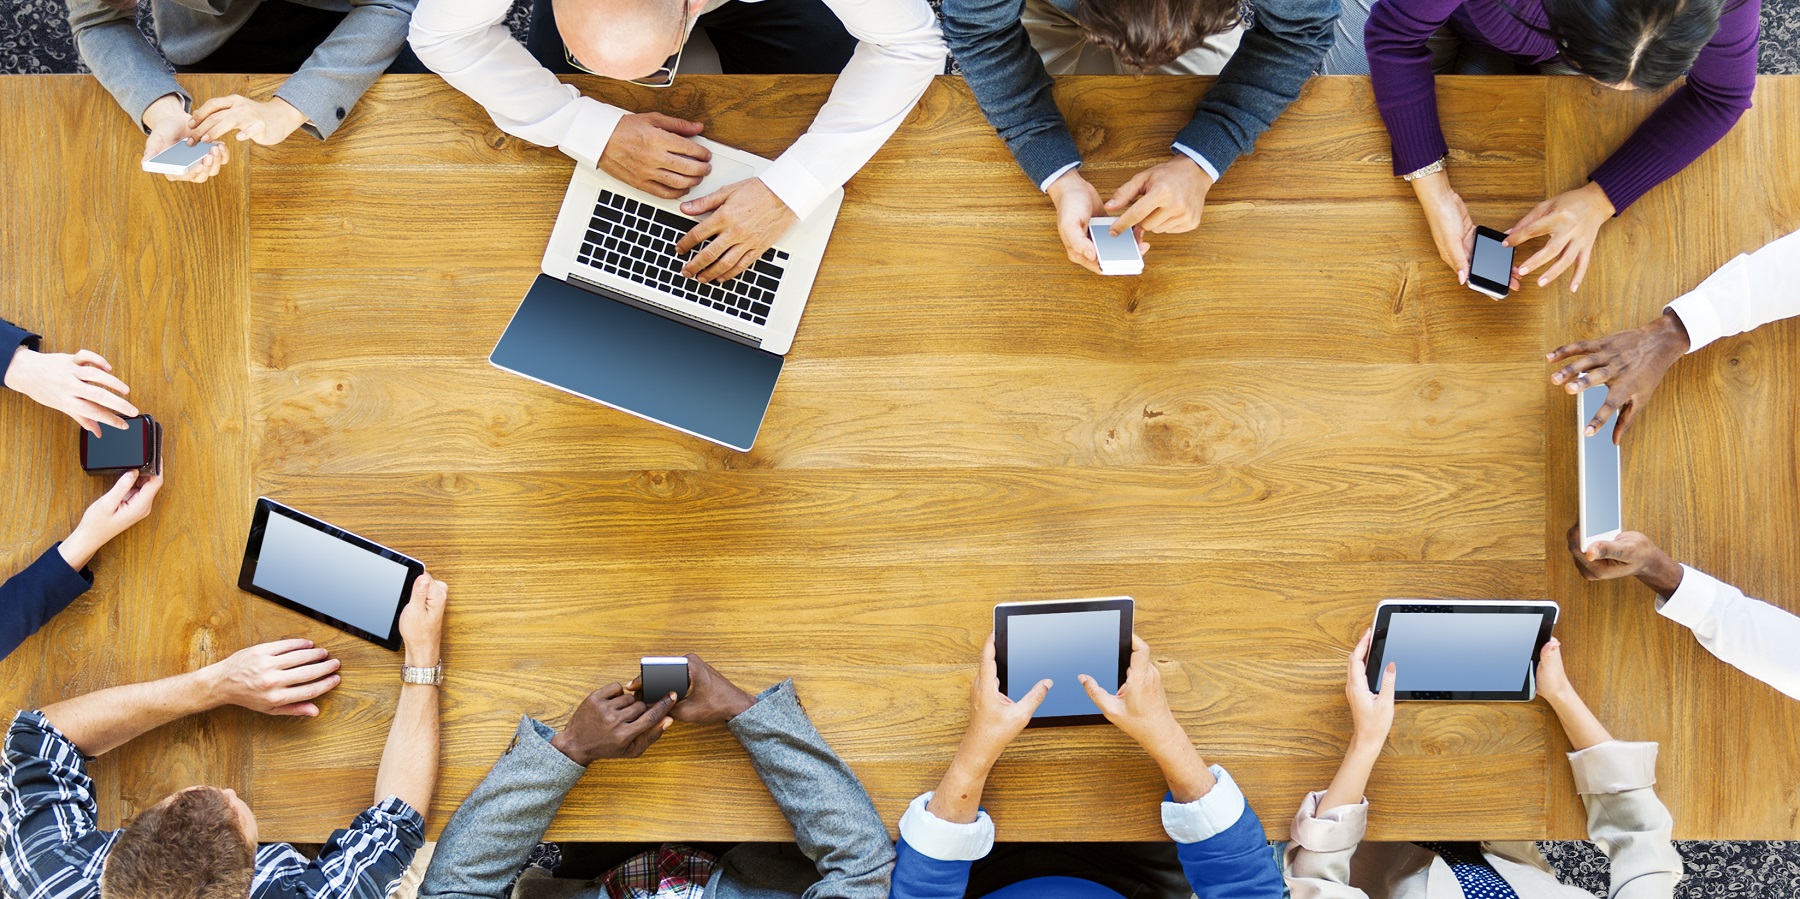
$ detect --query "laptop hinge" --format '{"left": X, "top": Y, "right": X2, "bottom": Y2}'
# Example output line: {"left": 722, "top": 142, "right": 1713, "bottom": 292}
{"left": 567, "top": 273, "right": 764, "bottom": 350}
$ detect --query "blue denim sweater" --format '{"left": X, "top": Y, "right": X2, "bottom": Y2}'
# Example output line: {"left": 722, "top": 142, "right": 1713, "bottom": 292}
{"left": 941, "top": 0, "right": 1340, "bottom": 188}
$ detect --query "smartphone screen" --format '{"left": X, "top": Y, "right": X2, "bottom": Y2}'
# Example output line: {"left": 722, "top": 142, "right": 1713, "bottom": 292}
{"left": 1088, "top": 223, "right": 1142, "bottom": 264}
{"left": 85, "top": 416, "right": 150, "bottom": 469}
{"left": 639, "top": 657, "right": 690, "bottom": 702}
{"left": 148, "top": 141, "right": 218, "bottom": 170}
{"left": 1471, "top": 230, "right": 1513, "bottom": 290}
{"left": 1581, "top": 385, "right": 1622, "bottom": 539}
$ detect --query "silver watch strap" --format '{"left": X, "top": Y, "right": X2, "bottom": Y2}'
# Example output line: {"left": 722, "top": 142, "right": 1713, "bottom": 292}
{"left": 1401, "top": 156, "right": 1447, "bottom": 182}
{"left": 401, "top": 664, "right": 443, "bottom": 686}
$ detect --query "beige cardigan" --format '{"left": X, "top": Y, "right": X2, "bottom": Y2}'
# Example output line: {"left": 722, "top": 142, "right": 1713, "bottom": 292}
{"left": 1283, "top": 741, "right": 1684, "bottom": 899}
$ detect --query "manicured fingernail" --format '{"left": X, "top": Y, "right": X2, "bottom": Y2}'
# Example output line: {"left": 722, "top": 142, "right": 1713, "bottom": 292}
{"left": 1538, "top": 278, "right": 1548, "bottom": 287}
{"left": 1585, "top": 427, "right": 1596, "bottom": 436}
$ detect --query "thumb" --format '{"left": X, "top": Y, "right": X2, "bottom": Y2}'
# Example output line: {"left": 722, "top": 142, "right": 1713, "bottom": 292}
{"left": 649, "top": 113, "right": 705, "bottom": 136}
{"left": 681, "top": 186, "right": 732, "bottom": 216}
{"left": 1379, "top": 662, "right": 1397, "bottom": 699}
{"left": 103, "top": 470, "right": 141, "bottom": 505}
{"left": 1107, "top": 171, "right": 1151, "bottom": 211}
{"left": 1587, "top": 540, "right": 1626, "bottom": 562}
{"left": 1017, "top": 678, "right": 1054, "bottom": 714}
{"left": 1077, "top": 673, "right": 1113, "bottom": 706}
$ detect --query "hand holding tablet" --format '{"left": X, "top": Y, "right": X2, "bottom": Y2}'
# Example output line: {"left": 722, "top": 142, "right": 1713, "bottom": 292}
{"left": 1365, "top": 600, "right": 1558, "bottom": 701}
{"left": 238, "top": 498, "right": 426, "bottom": 650}
{"left": 994, "top": 597, "right": 1133, "bottom": 727}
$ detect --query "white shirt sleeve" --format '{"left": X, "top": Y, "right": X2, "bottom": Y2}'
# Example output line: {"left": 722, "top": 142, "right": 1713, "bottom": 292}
{"left": 1160, "top": 764, "right": 1247, "bottom": 842}
{"left": 756, "top": 0, "right": 946, "bottom": 219}
{"left": 1664, "top": 227, "right": 1800, "bottom": 353}
{"left": 408, "top": 0, "right": 627, "bottom": 170}
{"left": 1170, "top": 143, "right": 1222, "bottom": 184}
{"left": 897, "top": 792, "right": 995, "bottom": 861}
{"left": 1657, "top": 564, "right": 1800, "bottom": 700}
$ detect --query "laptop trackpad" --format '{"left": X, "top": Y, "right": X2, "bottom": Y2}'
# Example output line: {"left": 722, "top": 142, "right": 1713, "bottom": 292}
{"left": 492, "top": 275, "right": 782, "bottom": 451}
{"left": 684, "top": 156, "right": 758, "bottom": 202}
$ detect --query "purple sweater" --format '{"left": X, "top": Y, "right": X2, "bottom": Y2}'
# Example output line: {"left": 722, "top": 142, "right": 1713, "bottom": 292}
{"left": 1366, "top": 0, "right": 1760, "bottom": 211}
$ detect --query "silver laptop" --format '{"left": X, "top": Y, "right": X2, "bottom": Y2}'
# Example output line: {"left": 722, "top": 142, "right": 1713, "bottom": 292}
{"left": 489, "top": 137, "right": 843, "bottom": 451}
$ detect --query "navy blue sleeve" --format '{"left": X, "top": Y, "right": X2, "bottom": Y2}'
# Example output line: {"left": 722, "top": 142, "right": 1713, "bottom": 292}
{"left": 1174, "top": 800, "right": 1285, "bottom": 899}
{"left": 889, "top": 838, "right": 975, "bottom": 899}
{"left": 938, "top": 0, "right": 1083, "bottom": 189}
{"left": 1173, "top": 0, "right": 1340, "bottom": 177}
{"left": 0, "top": 545, "right": 95, "bottom": 662}
{"left": 1, "top": 317, "right": 43, "bottom": 390}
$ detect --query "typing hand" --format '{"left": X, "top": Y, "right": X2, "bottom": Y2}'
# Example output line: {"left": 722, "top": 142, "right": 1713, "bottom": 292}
{"left": 599, "top": 113, "right": 713, "bottom": 199}
{"left": 631, "top": 654, "right": 753, "bottom": 725}
{"left": 142, "top": 95, "right": 228, "bottom": 184}
{"left": 1546, "top": 311, "right": 1691, "bottom": 440}
{"left": 203, "top": 639, "right": 343, "bottom": 717}
{"left": 675, "top": 178, "right": 797, "bottom": 283}
{"left": 191, "top": 95, "right": 309, "bottom": 146}
{"left": 398, "top": 574, "right": 449, "bottom": 670}
{"left": 1104, "top": 154, "right": 1212, "bottom": 236}
{"left": 58, "top": 471, "right": 165, "bottom": 571}
{"left": 550, "top": 682, "right": 677, "bottom": 766}
{"left": 1047, "top": 170, "right": 1109, "bottom": 275}
{"left": 1506, "top": 182, "right": 1616, "bottom": 292}
{"left": 1344, "top": 627, "right": 1396, "bottom": 747}
{"left": 2, "top": 346, "right": 137, "bottom": 436}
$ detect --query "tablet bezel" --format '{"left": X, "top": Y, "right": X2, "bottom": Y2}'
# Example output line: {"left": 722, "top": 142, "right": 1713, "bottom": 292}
{"left": 238, "top": 497, "right": 424, "bottom": 651}
{"left": 1367, "top": 599, "right": 1559, "bottom": 701}
{"left": 994, "top": 597, "right": 1134, "bottom": 728}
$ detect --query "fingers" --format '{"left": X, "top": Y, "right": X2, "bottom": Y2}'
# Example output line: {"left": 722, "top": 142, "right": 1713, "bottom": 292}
{"left": 1504, "top": 205, "right": 1551, "bottom": 247}
{"left": 638, "top": 177, "right": 687, "bottom": 200}
{"left": 1105, "top": 171, "right": 1151, "bottom": 216}
{"left": 101, "top": 470, "right": 141, "bottom": 505}
{"left": 266, "top": 672, "right": 342, "bottom": 710}
{"left": 71, "top": 349, "right": 114, "bottom": 373}
{"left": 78, "top": 383, "right": 139, "bottom": 419}
{"left": 1517, "top": 232, "right": 1568, "bottom": 280}
{"left": 680, "top": 231, "right": 732, "bottom": 279}
{"left": 694, "top": 243, "right": 756, "bottom": 284}
{"left": 658, "top": 150, "right": 710, "bottom": 179}
{"left": 267, "top": 701, "right": 322, "bottom": 717}
{"left": 1584, "top": 393, "right": 1619, "bottom": 437}
{"left": 1015, "top": 677, "right": 1053, "bottom": 714}
{"left": 74, "top": 364, "right": 132, "bottom": 397}
{"left": 272, "top": 645, "right": 332, "bottom": 669}
{"left": 1613, "top": 401, "right": 1639, "bottom": 441}
{"left": 645, "top": 113, "right": 708, "bottom": 140}
{"left": 123, "top": 474, "right": 165, "bottom": 517}
{"left": 1377, "top": 662, "right": 1397, "bottom": 700}
{"left": 1111, "top": 193, "right": 1160, "bottom": 236}
{"left": 1057, "top": 218, "right": 1101, "bottom": 274}
{"left": 979, "top": 631, "right": 999, "bottom": 685}
{"left": 1125, "top": 634, "right": 1151, "bottom": 679}
{"left": 678, "top": 186, "right": 734, "bottom": 221}
{"left": 427, "top": 576, "right": 449, "bottom": 605}
{"left": 595, "top": 681, "right": 627, "bottom": 701}
{"left": 633, "top": 692, "right": 678, "bottom": 731}
{"left": 675, "top": 204, "right": 727, "bottom": 255}
{"left": 1077, "top": 673, "right": 1116, "bottom": 711}
{"left": 1533, "top": 241, "right": 1581, "bottom": 288}
{"left": 261, "top": 638, "right": 317, "bottom": 656}
{"left": 1452, "top": 221, "right": 1474, "bottom": 285}
{"left": 626, "top": 676, "right": 643, "bottom": 692}
{"left": 191, "top": 95, "right": 238, "bottom": 121}
{"left": 284, "top": 657, "right": 343, "bottom": 685}
{"left": 1570, "top": 246, "right": 1593, "bottom": 293}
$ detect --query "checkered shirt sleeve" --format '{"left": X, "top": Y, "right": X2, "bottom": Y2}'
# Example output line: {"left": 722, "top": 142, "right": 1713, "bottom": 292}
{"left": 249, "top": 796, "right": 426, "bottom": 899}
{"left": 0, "top": 711, "right": 119, "bottom": 899}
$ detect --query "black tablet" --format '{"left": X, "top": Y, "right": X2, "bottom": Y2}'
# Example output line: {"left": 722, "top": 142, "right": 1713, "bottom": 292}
{"left": 239, "top": 498, "right": 424, "bottom": 651}
{"left": 1367, "top": 600, "right": 1559, "bottom": 701}
{"left": 994, "top": 597, "right": 1134, "bottom": 728}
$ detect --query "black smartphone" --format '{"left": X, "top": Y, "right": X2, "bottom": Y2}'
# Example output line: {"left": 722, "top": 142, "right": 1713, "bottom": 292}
{"left": 80, "top": 414, "right": 161, "bottom": 475}
{"left": 639, "top": 656, "right": 690, "bottom": 702}
{"left": 1468, "top": 225, "right": 1514, "bottom": 300}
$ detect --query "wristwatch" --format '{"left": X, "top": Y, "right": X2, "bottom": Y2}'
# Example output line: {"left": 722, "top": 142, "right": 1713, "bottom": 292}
{"left": 1401, "top": 155, "right": 1447, "bottom": 181}
{"left": 401, "top": 663, "right": 444, "bottom": 687}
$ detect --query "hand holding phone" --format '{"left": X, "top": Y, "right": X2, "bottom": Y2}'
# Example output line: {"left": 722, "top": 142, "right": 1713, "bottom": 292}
{"left": 1087, "top": 217, "right": 1145, "bottom": 276}
{"left": 80, "top": 414, "right": 161, "bottom": 475}
{"left": 59, "top": 470, "right": 166, "bottom": 572}
{"left": 639, "top": 657, "right": 691, "bottom": 703}
{"left": 1467, "top": 225, "right": 1515, "bottom": 300}
{"left": 143, "top": 140, "right": 225, "bottom": 176}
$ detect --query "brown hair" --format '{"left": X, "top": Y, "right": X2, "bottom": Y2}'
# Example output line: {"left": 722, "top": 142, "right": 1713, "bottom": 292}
{"left": 1071, "top": 0, "right": 1242, "bottom": 72}
{"left": 101, "top": 788, "right": 254, "bottom": 899}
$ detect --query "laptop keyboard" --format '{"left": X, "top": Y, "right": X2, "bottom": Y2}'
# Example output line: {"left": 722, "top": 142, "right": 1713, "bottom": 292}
{"left": 578, "top": 189, "right": 791, "bottom": 328}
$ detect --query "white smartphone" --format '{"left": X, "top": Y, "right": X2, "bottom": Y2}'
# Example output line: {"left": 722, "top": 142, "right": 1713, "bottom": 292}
{"left": 1087, "top": 217, "right": 1144, "bottom": 276}
{"left": 1577, "top": 384, "right": 1623, "bottom": 550}
{"left": 143, "top": 140, "right": 221, "bottom": 175}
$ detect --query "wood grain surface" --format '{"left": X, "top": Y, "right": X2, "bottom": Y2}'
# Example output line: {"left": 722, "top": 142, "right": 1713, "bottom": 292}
{"left": 1, "top": 72, "right": 1796, "bottom": 844}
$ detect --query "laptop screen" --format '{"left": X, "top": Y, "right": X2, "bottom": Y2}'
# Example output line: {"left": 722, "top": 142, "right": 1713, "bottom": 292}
{"left": 491, "top": 275, "right": 784, "bottom": 451}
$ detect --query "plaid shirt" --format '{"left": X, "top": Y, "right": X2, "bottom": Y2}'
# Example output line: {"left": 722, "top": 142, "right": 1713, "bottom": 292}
{"left": 598, "top": 845, "right": 718, "bottom": 899}
{"left": 1, "top": 711, "right": 425, "bottom": 899}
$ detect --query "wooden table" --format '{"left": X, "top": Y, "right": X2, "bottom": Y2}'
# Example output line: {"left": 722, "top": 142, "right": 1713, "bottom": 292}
{"left": 2, "top": 73, "right": 1797, "bottom": 844}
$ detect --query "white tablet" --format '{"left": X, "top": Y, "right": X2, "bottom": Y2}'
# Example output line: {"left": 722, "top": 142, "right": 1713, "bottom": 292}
{"left": 994, "top": 597, "right": 1133, "bottom": 727}
{"left": 1578, "top": 384, "right": 1623, "bottom": 550}
{"left": 1366, "top": 600, "right": 1559, "bottom": 701}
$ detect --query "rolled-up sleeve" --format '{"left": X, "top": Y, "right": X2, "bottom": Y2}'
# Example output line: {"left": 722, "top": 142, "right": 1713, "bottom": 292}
{"left": 1282, "top": 791, "right": 1371, "bottom": 899}
{"left": 1568, "top": 741, "right": 1682, "bottom": 899}
{"left": 258, "top": 796, "right": 426, "bottom": 899}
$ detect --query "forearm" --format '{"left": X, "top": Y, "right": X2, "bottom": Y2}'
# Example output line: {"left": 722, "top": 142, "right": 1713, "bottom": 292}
{"left": 40, "top": 668, "right": 219, "bottom": 756}
{"left": 1176, "top": 0, "right": 1333, "bottom": 176}
{"left": 1543, "top": 687, "right": 1613, "bottom": 751}
{"left": 1633, "top": 550, "right": 1685, "bottom": 598}
{"left": 374, "top": 682, "right": 440, "bottom": 815}
{"left": 925, "top": 749, "right": 994, "bottom": 824}
{"left": 1140, "top": 725, "right": 1217, "bottom": 803}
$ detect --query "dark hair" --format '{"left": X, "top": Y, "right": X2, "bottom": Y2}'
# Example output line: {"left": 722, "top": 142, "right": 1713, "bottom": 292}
{"left": 1071, "top": 0, "right": 1241, "bottom": 72}
{"left": 1500, "top": 0, "right": 1729, "bottom": 91}
{"left": 101, "top": 788, "right": 254, "bottom": 899}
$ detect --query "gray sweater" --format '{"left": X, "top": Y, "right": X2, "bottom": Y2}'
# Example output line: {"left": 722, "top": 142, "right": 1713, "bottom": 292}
{"left": 420, "top": 680, "right": 896, "bottom": 899}
{"left": 67, "top": 0, "right": 415, "bottom": 139}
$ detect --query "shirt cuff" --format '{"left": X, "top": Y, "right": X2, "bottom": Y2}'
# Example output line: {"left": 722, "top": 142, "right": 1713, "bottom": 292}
{"left": 1289, "top": 790, "right": 1368, "bottom": 853}
{"left": 1567, "top": 740, "right": 1659, "bottom": 794}
{"left": 564, "top": 98, "right": 630, "bottom": 172}
{"left": 1037, "top": 160, "right": 1083, "bottom": 194}
{"left": 1170, "top": 143, "right": 1222, "bottom": 183}
{"left": 1654, "top": 564, "right": 1716, "bottom": 627}
{"left": 1160, "top": 765, "right": 1246, "bottom": 843}
{"left": 1665, "top": 293, "right": 1726, "bottom": 354}
{"left": 757, "top": 154, "right": 830, "bottom": 222}
{"left": 897, "top": 792, "right": 994, "bottom": 861}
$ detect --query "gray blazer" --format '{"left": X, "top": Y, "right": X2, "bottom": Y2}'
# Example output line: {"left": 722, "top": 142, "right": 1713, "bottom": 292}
{"left": 67, "top": 0, "right": 414, "bottom": 139}
{"left": 419, "top": 680, "right": 896, "bottom": 899}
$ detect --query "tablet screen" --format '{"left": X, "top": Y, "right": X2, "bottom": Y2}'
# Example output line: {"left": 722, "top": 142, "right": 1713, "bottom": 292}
{"left": 1382, "top": 611, "right": 1542, "bottom": 694}
{"left": 240, "top": 499, "right": 423, "bottom": 649}
{"left": 1581, "top": 385, "right": 1622, "bottom": 538}
{"left": 1006, "top": 609, "right": 1121, "bottom": 717}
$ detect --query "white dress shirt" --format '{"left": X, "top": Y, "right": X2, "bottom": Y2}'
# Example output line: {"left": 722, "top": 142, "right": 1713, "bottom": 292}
{"left": 409, "top": 0, "right": 946, "bottom": 221}
{"left": 1665, "top": 227, "right": 1800, "bottom": 352}
{"left": 1658, "top": 565, "right": 1800, "bottom": 700}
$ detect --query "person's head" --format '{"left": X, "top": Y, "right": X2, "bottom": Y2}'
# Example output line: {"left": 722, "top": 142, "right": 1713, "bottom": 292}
{"left": 1070, "top": 0, "right": 1241, "bottom": 73}
{"left": 556, "top": 0, "right": 701, "bottom": 80}
{"left": 1539, "top": 0, "right": 1727, "bottom": 91}
{"left": 100, "top": 786, "right": 258, "bottom": 899}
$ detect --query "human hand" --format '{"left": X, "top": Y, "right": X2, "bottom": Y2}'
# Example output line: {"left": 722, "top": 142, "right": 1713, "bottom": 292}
{"left": 1078, "top": 634, "right": 1182, "bottom": 748}
{"left": 142, "top": 95, "right": 228, "bottom": 184}
{"left": 2, "top": 347, "right": 137, "bottom": 436}
{"left": 549, "top": 682, "right": 678, "bottom": 766}
{"left": 631, "top": 654, "right": 753, "bottom": 724}
{"left": 1047, "top": 170, "right": 1108, "bottom": 275}
{"left": 1410, "top": 171, "right": 1489, "bottom": 288}
{"left": 58, "top": 471, "right": 165, "bottom": 571}
{"left": 956, "top": 632, "right": 1051, "bottom": 769}
{"left": 1546, "top": 310, "right": 1691, "bottom": 440}
{"left": 191, "top": 95, "right": 309, "bottom": 146}
{"left": 398, "top": 574, "right": 448, "bottom": 669}
{"left": 1535, "top": 637, "right": 1574, "bottom": 702}
{"left": 1506, "top": 182, "right": 1615, "bottom": 292}
{"left": 1565, "top": 526, "right": 1685, "bottom": 594}
{"left": 1345, "top": 627, "right": 1396, "bottom": 750}
{"left": 598, "top": 113, "right": 713, "bottom": 199}
{"left": 675, "top": 178, "right": 797, "bottom": 283}
{"left": 1104, "top": 154, "right": 1212, "bottom": 236}
{"left": 203, "top": 639, "right": 343, "bottom": 717}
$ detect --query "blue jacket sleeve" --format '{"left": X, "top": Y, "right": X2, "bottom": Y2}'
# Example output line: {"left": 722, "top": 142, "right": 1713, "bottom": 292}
{"left": 1173, "top": 0, "right": 1339, "bottom": 178}
{"left": 0, "top": 545, "right": 95, "bottom": 662}
{"left": 889, "top": 838, "right": 975, "bottom": 899}
{"left": 1174, "top": 798, "right": 1284, "bottom": 899}
{"left": 939, "top": 0, "right": 1083, "bottom": 189}
{"left": 1, "top": 317, "right": 42, "bottom": 390}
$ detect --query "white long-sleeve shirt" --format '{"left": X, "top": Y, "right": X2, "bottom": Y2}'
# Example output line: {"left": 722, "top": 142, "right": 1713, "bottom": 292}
{"left": 1664, "top": 227, "right": 1800, "bottom": 352}
{"left": 1658, "top": 565, "right": 1800, "bottom": 701}
{"left": 408, "top": 0, "right": 945, "bottom": 221}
